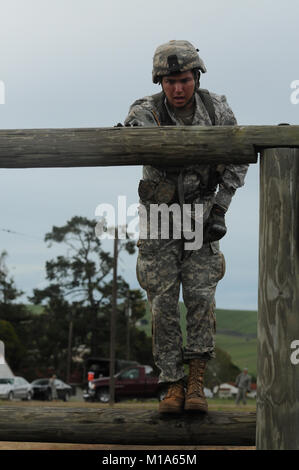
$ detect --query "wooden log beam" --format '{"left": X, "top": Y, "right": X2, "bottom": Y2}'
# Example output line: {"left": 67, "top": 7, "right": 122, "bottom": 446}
{"left": 257, "top": 148, "right": 299, "bottom": 450}
{"left": 0, "top": 125, "right": 298, "bottom": 168}
{"left": 0, "top": 406, "right": 256, "bottom": 445}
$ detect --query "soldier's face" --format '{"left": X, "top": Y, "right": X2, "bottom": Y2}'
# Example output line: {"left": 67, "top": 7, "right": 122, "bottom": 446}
{"left": 162, "top": 71, "right": 195, "bottom": 108}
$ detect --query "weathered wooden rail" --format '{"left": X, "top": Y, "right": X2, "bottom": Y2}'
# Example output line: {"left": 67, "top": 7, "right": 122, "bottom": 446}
{"left": 0, "top": 407, "right": 256, "bottom": 446}
{"left": 0, "top": 125, "right": 299, "bottom": 449}
{"left": 0, "top": 125, "right": 298, "bottom": 167}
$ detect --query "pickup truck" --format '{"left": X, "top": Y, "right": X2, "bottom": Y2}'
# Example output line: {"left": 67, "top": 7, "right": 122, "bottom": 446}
{"left": 83, "top": 365, "right": 164, "bottom": 402}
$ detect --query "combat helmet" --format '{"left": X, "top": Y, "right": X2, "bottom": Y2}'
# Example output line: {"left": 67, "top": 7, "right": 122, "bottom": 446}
{"left": 152, "top": 40, "right": 207, "bottom": 84}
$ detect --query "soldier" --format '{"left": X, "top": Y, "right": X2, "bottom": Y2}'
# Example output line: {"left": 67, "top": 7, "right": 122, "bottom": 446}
{"left": 49, "top": 374, "right": 58, "bottom": 400}
{"left": 235, "top": 368, "right": 252, "bottom": 405}
{"left": 124, "top": 40, "right": 248, "bottom": 414}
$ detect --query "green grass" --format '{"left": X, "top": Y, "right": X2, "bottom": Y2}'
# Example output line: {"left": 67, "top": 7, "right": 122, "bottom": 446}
{"left": 214, "top": 308, "right": 257, "bottom": 337}
{"left": 215, "top": 334, "right": 257, "bottom": 376}
{"left": 214, "top": 308, "right": 257, "bottom": 376}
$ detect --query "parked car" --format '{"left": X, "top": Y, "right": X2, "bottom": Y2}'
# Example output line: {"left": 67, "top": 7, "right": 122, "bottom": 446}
{"left": 83, "top": 357, "right": 139, "bottom": 382}
{"left": 0, "top": 377, "right": 33, "bottom": 400}
{"left": 83, "top": 365, "right": 163, "bottom": 403}
{"left": 31, "top": 378, "right": 72, "bottom": 401}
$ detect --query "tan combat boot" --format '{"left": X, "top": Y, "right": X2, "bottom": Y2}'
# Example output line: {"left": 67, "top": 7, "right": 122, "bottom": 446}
{"left": 158, "top": 380, "right": 185, "bottom": 414}
{"left": 185, "top": 359, "right": 208, "bottom": 413}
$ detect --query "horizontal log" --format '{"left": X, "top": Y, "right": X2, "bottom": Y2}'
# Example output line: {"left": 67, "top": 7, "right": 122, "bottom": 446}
{"left": 0, "top": 406, "right": 256, "bottom": 445}
{"left": 0, "top": 442, "right": 256, "bottom": 450}
{"left": 0, "top": 125, "right": 298, "bottom": 168}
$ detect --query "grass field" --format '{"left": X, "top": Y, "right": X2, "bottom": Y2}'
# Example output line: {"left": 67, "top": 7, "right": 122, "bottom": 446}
{"left": 216, "top": 334, "right": 257, "bottom": 375}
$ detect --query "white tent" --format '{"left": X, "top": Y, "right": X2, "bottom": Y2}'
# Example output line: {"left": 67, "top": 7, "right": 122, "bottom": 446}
{"left": 0, "top": 362, "right": 14, "bottom": 378}
{"left": 0, "top": 341, "right": 14, "bottom": 378}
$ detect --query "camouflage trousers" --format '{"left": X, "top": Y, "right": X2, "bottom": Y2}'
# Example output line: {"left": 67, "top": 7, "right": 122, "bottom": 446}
{"left": 136, "top": 236, "right": 226, "bottom": 384}
{"left": 235, "top": 388, "right": 247, "bottom": 405}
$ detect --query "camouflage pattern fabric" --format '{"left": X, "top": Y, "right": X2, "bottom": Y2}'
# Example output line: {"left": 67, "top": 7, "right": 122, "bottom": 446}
{"left": 137, "top": 235, "right": 225, "bottom": 383}
{"left": 235, "top": 371, "right": 252, "bottom": 405}
{"left": 235, "top": 371, "right": 251, "bottom": 390}
{"left": 152, "top": 39, "right": 207, "bottom": 83}
{"left": 125, "top": 88, "right": 248, "bottom": 384}
{"left": 125, "top": 90, "right": 248, "bottom": 215}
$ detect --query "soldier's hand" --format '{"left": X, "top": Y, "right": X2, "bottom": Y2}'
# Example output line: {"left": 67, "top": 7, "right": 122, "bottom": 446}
{"left": 204, "top": 204, "right": 227, "bottom": 242}
{"left": 114, "top": 122, "right": 139, "bottom": 127}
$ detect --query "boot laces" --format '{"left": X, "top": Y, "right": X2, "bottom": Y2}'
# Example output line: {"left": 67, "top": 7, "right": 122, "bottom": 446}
{"left": 189, "top": 375, "right": 204, "bottom": 396}
{"left": 188, "top": 363, "right": 205, "bottom": 398}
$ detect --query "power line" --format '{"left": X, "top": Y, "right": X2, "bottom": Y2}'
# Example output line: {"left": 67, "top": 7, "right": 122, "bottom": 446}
{"left": 0, "top": 227, "right": 43, "bottom": 241}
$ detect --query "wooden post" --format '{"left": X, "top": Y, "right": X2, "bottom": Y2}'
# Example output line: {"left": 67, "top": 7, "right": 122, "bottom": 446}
{"left": 257, "top": 147, "right": 299, "bottom": 449}
{"left": 66, "top": 315, "right": 73, "bottom": 384}
{"left": 109, "top": 228, "right": 118, "bottom": 406}
{"left": 126, "top": 296, "right": 132, "bottom": 361}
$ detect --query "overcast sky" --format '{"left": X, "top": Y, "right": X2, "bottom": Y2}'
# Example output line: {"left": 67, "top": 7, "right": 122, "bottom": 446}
{"left": 0, "top": 0, "right": 298, "bottom": 310}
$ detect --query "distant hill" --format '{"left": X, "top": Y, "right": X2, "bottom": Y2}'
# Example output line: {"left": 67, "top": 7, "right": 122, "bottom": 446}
{"left": 25, "top": 304, "right": 44, "bottom": 315}
{"left": 213, "top": 308, "right": 257, "bottom": 376}
{"left": 137, "top": 303, "right": 257, "bottom": 376}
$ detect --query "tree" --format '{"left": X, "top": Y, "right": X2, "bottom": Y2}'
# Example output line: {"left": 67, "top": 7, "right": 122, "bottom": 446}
{"left": 0, "top": 251, "right": 23, "bottom": 305}
{"left": 30, "top": 216, "right": 137, "bottom": 379}
{"left": 115, "top": 289, "right": 153, "bottom": 365}
{"left": 28, "top": 284, "right": 75, "bottom": 379}
{"left": 204, "top": 347, "right": 241, "bottom": 390}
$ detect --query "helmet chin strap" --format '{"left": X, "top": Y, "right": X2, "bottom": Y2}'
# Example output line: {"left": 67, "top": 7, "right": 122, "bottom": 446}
{"left": 184, "top": 90, "right": 196, "bottom": 109}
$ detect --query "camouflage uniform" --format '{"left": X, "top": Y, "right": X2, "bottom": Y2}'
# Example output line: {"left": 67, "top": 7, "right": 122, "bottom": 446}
{"left": 235, "top": 370, "right": 252, "bottom": 404}
{"left": 124, "top": 44, "right": 248, "bottom": 385}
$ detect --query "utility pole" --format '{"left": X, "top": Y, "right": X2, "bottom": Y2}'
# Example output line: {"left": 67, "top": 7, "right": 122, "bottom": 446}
{"left": 66, "top": 312, "right": 73, "bottom": 384}
{"left": 109, "top": 227, "right": 118, "bottom": 406}
{"left": 126, "top": 294, "right": 132, "bottom": 361}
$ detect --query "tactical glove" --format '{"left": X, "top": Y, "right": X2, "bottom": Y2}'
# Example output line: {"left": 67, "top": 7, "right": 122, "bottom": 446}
{"left": 114, "top": 122, "right": 139, "bottom": 127}
{"left": 204, "top": 204, "right": 227, "bottom": 242}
